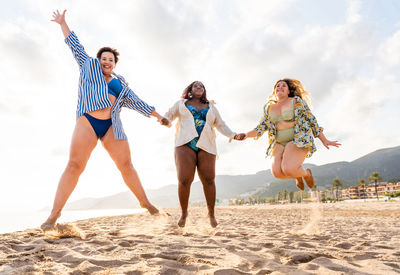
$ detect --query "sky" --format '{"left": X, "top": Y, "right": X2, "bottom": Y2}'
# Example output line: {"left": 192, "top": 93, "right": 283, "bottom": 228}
{"left": 1, "top": 0, "right": 400, "bottom": 211}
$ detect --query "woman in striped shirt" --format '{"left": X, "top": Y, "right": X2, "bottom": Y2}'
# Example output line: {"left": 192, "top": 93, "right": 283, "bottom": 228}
{"left": 41, "top": 10, "right": 163, "bottom": 230}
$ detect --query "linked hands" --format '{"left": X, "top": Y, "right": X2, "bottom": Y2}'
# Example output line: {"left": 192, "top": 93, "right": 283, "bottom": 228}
{"left": 234, "top": 133, "right": 246, "bottom": 140}
{"left": 160, "top": 117, "right": 170, "bottom": 127}
{"left": 234, "top": 129, "right": 257, "bottom": 140}
{"left": 151, "top": 110, "right": 170, "bottom": 126}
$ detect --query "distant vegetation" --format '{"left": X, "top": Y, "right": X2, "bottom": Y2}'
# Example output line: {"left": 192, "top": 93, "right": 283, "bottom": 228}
{"left": 230, "top": 170, "right": 400, "bottom": 205}
{"left": 62, "top": 146, "right": 400, "bottom": 210}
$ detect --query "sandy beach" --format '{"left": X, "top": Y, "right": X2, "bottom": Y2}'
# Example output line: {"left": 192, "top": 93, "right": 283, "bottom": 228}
{"left": 0, "top": 202, "right": 399, "bottom": 274}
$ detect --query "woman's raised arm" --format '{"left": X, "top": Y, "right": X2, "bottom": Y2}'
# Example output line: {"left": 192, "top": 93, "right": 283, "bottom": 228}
{"left": 51, "top": 9, "right": 71, "bottom": 39}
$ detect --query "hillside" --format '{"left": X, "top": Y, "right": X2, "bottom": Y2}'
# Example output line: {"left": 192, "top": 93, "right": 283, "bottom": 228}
{"left": 256, "top": 145, "right": 400, "bottom": 197}
{"left": 62, "top": 145, "right": 400, "bottom": 209}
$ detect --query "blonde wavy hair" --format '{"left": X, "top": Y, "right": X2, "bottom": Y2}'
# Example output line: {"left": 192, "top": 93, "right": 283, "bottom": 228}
{"left": 268, "top": 78, "right": 312, "bottom": 107}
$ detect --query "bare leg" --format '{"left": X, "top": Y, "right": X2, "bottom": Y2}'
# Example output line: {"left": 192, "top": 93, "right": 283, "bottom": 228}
{"left": 281, "top": 142, "right": 309, "bottom": 179}
{"left": 41, "top": 116, "right": 98, "bottom": 230}
{"left": 271, "top": 144, "right": 290, "bottom": 179}
{"left": 271, "top": 143, "right": 305, "bottom": 189}
{"left": 175, "top": 145, "right": 197, "bottom": 227}
{"left": 197, "top": 150, "right": 217, "bottom": 227}
{"left": 101, "top": 128, "right": 158, "bottom": 215}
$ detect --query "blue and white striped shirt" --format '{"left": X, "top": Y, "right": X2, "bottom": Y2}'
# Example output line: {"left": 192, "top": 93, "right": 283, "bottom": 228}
{"left": 65, "top": 31, "right": 155, "bottom": 140}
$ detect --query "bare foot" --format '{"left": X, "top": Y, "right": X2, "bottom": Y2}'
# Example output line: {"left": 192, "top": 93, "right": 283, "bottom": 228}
{"left": 178, "top": 213, "right": 187, "bottom": 227}
{"left": 141, "top": 203, "right": 159, "bottom": 215}
{"left": 40, "top": 222, "right": 56, "bottom": 232}
{"left": 40, "top": 212, "right": 60, "bottom": 232}
{"left": 209, "top": 215, "right": 218, "bottom": 228}
{"left": 296, "top": 177, "right": 305, "bottom": 191}
{"left": 304, "top": 168, "right": 315, "bottom": 189}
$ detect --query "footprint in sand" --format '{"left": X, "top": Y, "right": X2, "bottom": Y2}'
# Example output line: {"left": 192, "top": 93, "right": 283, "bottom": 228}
{"left": 117, "top": 240, "right": 136, "bottom": 248}
{"left": 262, "top": 242, "right": 275, "bottom": 249}
{"left": 334, "top": 241, "right": 354, "bottom": 250}
{"left": 41, "top": 223, "right": 85, "bottom": 239}
{"left": 9, "top": 244, "right": 36, "bottom": 252}
{"left": 295, "top": 241, "right": 315, "bottom": 248}
{"left": 213, "top": 268, "right": 251, "bottom": 274}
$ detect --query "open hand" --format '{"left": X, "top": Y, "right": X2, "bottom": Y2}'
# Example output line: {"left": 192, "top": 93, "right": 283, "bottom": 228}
{"left": 51, "top": 9, "right": 66, "bottom": 25}
{"left": 322, "top": 139, "right": 341, "bottom": 149}
{"left": 234, "top": 133, "right": 246, "bottom": 140}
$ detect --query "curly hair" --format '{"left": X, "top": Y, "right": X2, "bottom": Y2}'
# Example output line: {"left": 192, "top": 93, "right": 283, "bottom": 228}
{"left": 269, "top": 78, "right": 311, "bottom": 106}
{"left": 181, "top": 81, "right": 209, "bottom": 104}
{"left": 96, "top": 47, "right": 120, "bottom": 63}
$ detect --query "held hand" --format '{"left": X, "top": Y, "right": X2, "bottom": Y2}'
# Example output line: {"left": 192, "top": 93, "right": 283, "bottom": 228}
{"left": 160, "top": 117, "right": 170, "bottom": 127}
{"left": 322, "top": 139, "right": 341, "bottom": 150}
{"left": 234, "top": 133, "right": 247, "bottom": 141}
{"left": 51, "top": 9, "right": 66, "bottom": 25}
{"left": 151, "top": 111, "right": 167, "bottom": 125}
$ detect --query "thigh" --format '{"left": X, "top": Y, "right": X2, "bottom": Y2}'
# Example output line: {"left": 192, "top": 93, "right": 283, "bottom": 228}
{"left": 197, "top": 149, "right": 216, "bottom": 182}
{"left": 175, "top": 145, "right": 197, "bottom": 182}
{"left": 281, "top": 142, "right": 308, "bottom": 169}
{"left": 271, "top": 143, "right": 285, "bottom": 174}
{"left": 101, "top": 126, "right": 132, "bottom": 166}
{"left": 69, "top": 116, "right": 98, "bottom": 163}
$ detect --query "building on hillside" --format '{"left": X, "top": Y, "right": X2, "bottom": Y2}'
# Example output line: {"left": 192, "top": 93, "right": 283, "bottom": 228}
{"left": 385, "top": 182, "right": 400, "bottom": 193}
{"left": 311, "top": 189, "right": 338, "bottom": 201}
{"left": 341, "top": 182, "right": 400, "bottom": 199}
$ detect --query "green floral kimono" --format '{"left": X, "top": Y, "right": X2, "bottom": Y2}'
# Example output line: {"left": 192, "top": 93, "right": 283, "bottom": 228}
{"left": 254, "top": 96, "right": 323, "bottom": 158}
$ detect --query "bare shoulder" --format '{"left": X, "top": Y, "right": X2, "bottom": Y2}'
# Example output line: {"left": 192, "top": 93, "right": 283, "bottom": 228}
{"left": 268, "top": 102, "right": 279, "bottom": 114}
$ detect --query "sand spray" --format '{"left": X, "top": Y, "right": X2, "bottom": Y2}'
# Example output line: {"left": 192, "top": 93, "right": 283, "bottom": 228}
{"left": 294, "top": 203, "right": 323, "bottom": 235}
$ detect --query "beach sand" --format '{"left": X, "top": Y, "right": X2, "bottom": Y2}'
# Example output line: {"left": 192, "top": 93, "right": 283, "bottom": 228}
{"left": 0, "top": 202, "right": 399, "bottom": 274}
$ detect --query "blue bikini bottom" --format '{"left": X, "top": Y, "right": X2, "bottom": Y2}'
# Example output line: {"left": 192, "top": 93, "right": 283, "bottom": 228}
{"left": 83, "top": 113, "right": 112, "bottom": 139}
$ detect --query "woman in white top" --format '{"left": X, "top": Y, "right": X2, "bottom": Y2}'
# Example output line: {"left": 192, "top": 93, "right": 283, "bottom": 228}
{"left": 162, "top": 81, "right": 242, "bottom": 227}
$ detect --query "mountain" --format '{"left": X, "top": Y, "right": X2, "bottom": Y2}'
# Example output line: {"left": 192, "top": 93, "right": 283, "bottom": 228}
{"left": 63, "top": 145, "right": 400, "bottom": 210}
{"left": 63, "top": 172, "right": 273, "bottom": 210}
{"left": 256, "top": 145, "right": 400, "bottom": 197}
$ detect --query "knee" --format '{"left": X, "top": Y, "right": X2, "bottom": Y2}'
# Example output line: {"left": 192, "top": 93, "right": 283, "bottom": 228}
{"left": 179, "top": 178, "right": 193, "bottom": 187}
{"left": 272, "top": 167, "right": 285, "bottom": 178}
{"left": 281, "top": 165, "right": 296, "bottom": 177}
{"left": 118, "top": 160, "right": 134, "bottom": 173}
{"left": 65, "top": 160, "right": 86, "bottom": 175}
{"left": 177, "top": 170, "right": 195, "bottom": 187}
{"left": 200, "top": 176, "right": 215, "bottom": 186}
{"left": 198, "top": 167, "right": 215, "bottom": 186}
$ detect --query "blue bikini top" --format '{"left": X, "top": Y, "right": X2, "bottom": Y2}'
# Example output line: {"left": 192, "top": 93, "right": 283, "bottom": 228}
{"left": 186, "top": 104, "right": 209, "bottom": 121}
{"left": 108, "top": 78, "right": 122, "bottom": 98}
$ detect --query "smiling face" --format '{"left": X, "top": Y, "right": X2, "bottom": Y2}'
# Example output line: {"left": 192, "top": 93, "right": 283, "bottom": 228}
{"left": 274, "top": 80, "right": 290, "bottom": 100}
{"left": 100, "top": 52, "right": 116, "bottom": 76}
{"left": 191, "top": 81, "right": 205, "bottom": 98}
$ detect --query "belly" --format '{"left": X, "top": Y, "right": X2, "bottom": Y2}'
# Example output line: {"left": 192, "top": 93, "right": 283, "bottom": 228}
{"left": 87, "top": 94, "right": 116, "bottom": 119}
{"left": 276, "top": 120, "right": 295, "bottom": 131}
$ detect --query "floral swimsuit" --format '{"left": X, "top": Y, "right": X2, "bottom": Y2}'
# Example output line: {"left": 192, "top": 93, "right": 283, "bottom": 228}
{"left": 186, "top": 104, "right": 209, "bottom": 151}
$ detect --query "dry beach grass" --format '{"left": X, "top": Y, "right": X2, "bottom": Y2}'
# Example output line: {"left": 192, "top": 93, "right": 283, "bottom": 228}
{"left": 0, "top": 201, "right": 399, "bottom": 274}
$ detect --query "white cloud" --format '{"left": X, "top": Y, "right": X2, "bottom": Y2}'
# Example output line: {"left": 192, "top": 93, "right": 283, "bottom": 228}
{"left": 377, "top": 29, "right": 400, "bottom": 68}
{"left": 346, "top": 0, "right": 362, "bottom": 24}
{"left": 1, "top": 0, "right": 400, "bottom": 213}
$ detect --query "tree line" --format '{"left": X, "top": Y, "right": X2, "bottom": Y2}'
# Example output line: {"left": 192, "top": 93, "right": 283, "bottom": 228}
{"left": 230, "top": 171, "right": 400, "bottom": 205}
